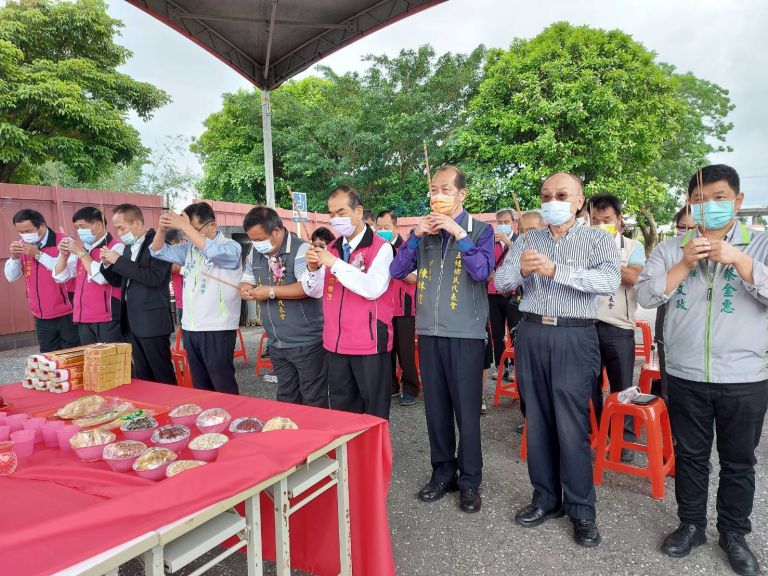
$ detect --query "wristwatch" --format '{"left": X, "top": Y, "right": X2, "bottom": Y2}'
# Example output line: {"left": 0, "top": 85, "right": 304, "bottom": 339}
{"left": 269, "top": 287, "right": 276, "bottom": 300}
{"left": 77, "top": 251, "right": 87, "bottom": 258}
{"left": 34, "top": 252, "right": 42, "bottom": 262}
{"left": 455, "top": 229, "right": 468, "bottom": 241}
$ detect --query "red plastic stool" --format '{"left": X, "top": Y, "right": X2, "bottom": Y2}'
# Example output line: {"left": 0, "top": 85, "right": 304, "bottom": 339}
{"left": 638, "top": 363, "right": 661, "bottom": 394}
{"left": 233, "top": 327, "right": 249, "bottom": 365}
{"left": 171, "top": 350, "right": 194, "bottom": 388}
{"left": 255, "top": 332, "right": 273, "bottom": 375}
{"left": 520, "top": 399, "right": 599, "bottom": 461}
{"left": 601, "top": 367, "right": 609, "bottom": 392}
{"left": 493, "top": 346, "right": 518, "bottom": 407}
{"left": 593, "top": 392, "right": 675, "bottom": 500}
{"left": 635, "top": 320, "right": 652, "bottom": 363}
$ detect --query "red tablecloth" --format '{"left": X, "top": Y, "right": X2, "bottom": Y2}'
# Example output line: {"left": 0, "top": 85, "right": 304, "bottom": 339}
{"left": 0, "top": 381, "right": 394, "bottom": 576}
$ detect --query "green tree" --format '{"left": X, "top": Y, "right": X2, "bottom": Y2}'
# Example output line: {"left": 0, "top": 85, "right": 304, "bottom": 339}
{"left": 454, "top": 22, "right": 733, "bottom": 248}
{"left": 0, "top": 0, "right": 170, "bottom": 183}
{"left": 192, "top": 45, "right": 486, "bottom": 216}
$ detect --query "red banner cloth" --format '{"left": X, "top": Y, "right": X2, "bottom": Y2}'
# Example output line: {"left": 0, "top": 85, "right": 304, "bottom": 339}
{"left": 0, "top": 381, "right": 394, "bottom": 576}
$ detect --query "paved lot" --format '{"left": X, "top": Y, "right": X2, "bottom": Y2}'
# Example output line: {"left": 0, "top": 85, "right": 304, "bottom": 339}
{"left": 1, "top": 319, "right": 765, "bottom": 576}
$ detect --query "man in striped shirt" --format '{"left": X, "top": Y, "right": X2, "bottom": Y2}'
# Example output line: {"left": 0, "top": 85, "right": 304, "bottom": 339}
{"left": 495, "top": 172, "right": 620, "bottom": 547}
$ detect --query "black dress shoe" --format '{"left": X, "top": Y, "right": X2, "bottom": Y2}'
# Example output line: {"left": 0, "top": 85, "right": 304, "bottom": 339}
{"left": 418, "top": 479, "right": 458, "bottom": 503}
{"left": 661, "top": 523, "right": 707, "bottom": 558}
{"left": 460, "top": 487, "right": 482, "bottom": 513}
{"left": 719, "top": 533, "right": 760, "bottom": 576}
{"left": 514, "top": 503, "right": 564, "bottom": 528}
{"left": 571, "top": 518, "right": 601, "bottom": 547}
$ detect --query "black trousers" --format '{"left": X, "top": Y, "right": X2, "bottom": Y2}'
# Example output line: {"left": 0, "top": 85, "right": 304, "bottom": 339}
{"left": 655, "top": 303, "right": 668, "bottom": 401}
{"left": 390, "top": 315, "right": 419, "bottom": 397}
{"left": 271, "top": 341, "right": 328, "bottom": 407}
{"left": 182, "top": 329, "right": 239, "bottom": 395}
{"left": 126, "top": 330, "right": 176, "bottom": 384}
{"left": 667, "top": 374, "right": 768, "bottom": 534}
{"left": 593, "top": 321, "right": 636, "bottom": 440}
{"left": 420, "top": 335, "right": 484, "bottom": 490}
{"left": 77, "top": 321, "right": 124, "bottom": 345}
{"left": 33, "top": 314, "right": 80, "bottom": 353}
{"left": 327, "top": 351, "right": 391, "bottom": 419}
{"left": 516, "top": 320, "right": 600, "bottom": 519}
{"left": 487, "top": 294, "right": 522, "bottom": 367}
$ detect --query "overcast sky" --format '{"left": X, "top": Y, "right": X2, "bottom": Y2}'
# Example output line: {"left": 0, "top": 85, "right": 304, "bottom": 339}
{"left": 107, "top": 0, "right": 768, "bottom": 206}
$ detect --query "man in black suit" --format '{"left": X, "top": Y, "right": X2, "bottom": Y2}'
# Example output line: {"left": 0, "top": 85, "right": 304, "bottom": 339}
{"left": 100, "top": 204, "right": 176, "bottom": 384}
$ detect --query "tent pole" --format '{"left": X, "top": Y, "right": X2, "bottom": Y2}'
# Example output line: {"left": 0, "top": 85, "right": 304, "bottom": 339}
{"left": 261, "top": 88, "right": 275, "bottom": 208}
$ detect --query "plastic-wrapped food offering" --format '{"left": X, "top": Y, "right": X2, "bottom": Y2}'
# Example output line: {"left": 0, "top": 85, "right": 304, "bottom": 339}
{"left": 166, "top": 460, "right": 207, "bottom": 478}
{"left": 195, "top": 408, "right": 232, "bottom": 433}
{"left": 229, "top": 417, "right": 264, "bottom": 434}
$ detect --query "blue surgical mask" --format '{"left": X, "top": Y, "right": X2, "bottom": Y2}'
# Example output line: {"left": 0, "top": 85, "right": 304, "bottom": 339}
{"left": 540, "top": 200, "right": 573, "bottom": 226}
{"left": 120, "top": 231, "right": 137, "bottom": 246}
{"left": 497, "top": 224, "right": 513, "bottom": 236}
{"left": 77, "top": 228, "right": 96, "bottom": 246}
{"left": 253, "top": 238, "right": 274, "bottom": 255}
{"left": 692, "top": 200, "right": 734, "bottom": 230}
{"left": 377, "top": 230, "right": 394, "bottom": 242}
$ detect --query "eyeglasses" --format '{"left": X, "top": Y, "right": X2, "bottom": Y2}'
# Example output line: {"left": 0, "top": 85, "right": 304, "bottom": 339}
{"left": 539, "top": 193, "right": 579, "bottom": 202}
{"left": 676, "top": 225, "right": 696, "bottom": 233}
{"left": 193, "top": 221, "right": 213, "bottom": 233}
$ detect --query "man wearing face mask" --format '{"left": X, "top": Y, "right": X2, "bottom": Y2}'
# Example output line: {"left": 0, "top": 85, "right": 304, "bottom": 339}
{"left": 494, "top": 172, "right": 620, "bottom": 547}
{"left": 487, "top": 208, "right": 519, "bottom": 383}
{"left": 376, "top": 210, "right": 420, "bottom": 406}
{"left": 52, "top": 207, "right": 125, "bottom": 345}
{"left": 150, "top": 202, "right": 242, "bottom": 395}
{"left": 637, "top": 165, "right": 768, "bottom": 576}
{"left": 4, "top": 209, "right": 80, "bottom": 353}
{"left": 100, "top": 204, "right": 176, "bottom": 384}
{"left": 587, "top": 193, "right": 645, "bottom": 463}
{"left": 239, "top": 206, "right": 326, "bottom": 406}
{"left": 390, "top": 165, "right": 495, "bottom": 514}
{"left": 303, "top": 185, "right": 394, "bottom": 419}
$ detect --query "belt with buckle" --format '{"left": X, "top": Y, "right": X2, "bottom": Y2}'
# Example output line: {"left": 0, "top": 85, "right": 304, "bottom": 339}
{"left": 523, "top": 313, "right": 596, "bottom": 327}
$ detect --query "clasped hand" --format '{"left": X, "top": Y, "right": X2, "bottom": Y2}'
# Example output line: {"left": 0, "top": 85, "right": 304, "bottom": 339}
{"left": 520, "top": 250, "right": 556, "bottom": 278}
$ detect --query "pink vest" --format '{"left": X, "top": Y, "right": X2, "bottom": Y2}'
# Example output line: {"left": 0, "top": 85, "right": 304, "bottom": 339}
{"left": 487, "top": 242, "right": 509, "bottom": 295}
{"left": 72, "top": 236, "right": 123, "bottom": 324}
{"left": 322, "top": 229, "right": 395, "bottom": 355}
{"left": 21, "top": 231, "right": 73, "bottom": 320}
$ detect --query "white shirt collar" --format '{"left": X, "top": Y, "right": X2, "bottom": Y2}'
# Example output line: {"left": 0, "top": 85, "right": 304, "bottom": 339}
{"left": 344, "top": 225, "right": 367, "bottom": 251}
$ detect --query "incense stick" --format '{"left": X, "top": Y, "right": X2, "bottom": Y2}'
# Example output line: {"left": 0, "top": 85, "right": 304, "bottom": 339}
{"left": 511, "top": 190, "right": 522, "bottom": 213}
{"left": 202, "top": 270, "right": 240, "bottom": 290}
{"left": 423, "top": 141, "right": 432, "bottom": 188}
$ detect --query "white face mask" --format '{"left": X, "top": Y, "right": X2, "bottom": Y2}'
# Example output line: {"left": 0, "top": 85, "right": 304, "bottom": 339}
{"left": 540, "top": 200, "right": 574, "bottom": 226}
{"left": 19, "top": 231, "right": 41, "bottom": 244}
{"left": 253, "top": 238, "right": 274, "bottom": 255}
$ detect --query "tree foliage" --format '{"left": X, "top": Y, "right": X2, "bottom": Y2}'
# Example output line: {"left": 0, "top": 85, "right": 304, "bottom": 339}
{"left": 192, "top": 45, "right": 487, "bottom": 214}
{"left": 0, "top": 0, "right": 170, "bottom": 183}
{"left": 454, "top": 22, "right": 733, "bottom": 247}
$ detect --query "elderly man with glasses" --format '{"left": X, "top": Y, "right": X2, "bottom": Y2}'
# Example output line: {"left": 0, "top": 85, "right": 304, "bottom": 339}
{"left": 494, "top": 172, "right": 621, "bottom": 547}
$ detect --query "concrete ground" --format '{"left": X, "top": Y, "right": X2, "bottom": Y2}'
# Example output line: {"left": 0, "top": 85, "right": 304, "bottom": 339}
{"left": 1, "top": 315, "right": 766, "bottom": 576}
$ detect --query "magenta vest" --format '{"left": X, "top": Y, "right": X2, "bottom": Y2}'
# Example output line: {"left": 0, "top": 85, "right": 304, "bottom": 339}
{"left": 322, "top": 228, "right": 395, "bottom": 355}
{"left": 72, "top": 235, "right": 123, "bottom": 324}
{"left": 21, "top": 231, "right": 73, "bottom": 320}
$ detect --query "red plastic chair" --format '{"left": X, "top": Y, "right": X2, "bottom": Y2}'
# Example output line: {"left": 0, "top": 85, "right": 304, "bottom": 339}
{"left": 255, "top": 332, "right": 273, "bottom": 375}
{"left": 171, "top": 350, "right": 194, "bottom": 388}
{"left": 593, "top": 392, "right": 675, "bottom": 500}
{"left": 493, "top": 346, "right": 518, "bottom": 407}
{"left": 638, "top": 363, "right": 661, "bottom": 395}
{"left": 635, "top": 320, "right": 652, "bottom": 363}
{"left": 233, "top": 328, "right": 248, "bottom": 365}
{"left": 520, "top": 399, "right": 599, "bottom": 461}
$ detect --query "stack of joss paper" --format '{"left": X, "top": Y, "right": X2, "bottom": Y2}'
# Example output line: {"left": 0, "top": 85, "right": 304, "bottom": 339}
{"left": 83, "top": 343, "right": 132, "bottom": 392}
{"left": 23, "top": 346, "right": 89, "bottom": 393}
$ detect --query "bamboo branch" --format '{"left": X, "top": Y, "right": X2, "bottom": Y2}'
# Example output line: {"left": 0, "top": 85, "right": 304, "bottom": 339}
{"left": 201, "top": 270, "right": 241, "bottom": 290}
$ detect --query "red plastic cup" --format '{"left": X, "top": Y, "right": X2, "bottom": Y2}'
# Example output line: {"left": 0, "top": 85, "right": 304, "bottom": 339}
{"left": 6, "top": 414, "right": 28, "bottom": 432}
{"left": 42, "top": 421, "right": 66, "bottom": 448}
{"left": 23, "top": 417, "right": 46, "bottom": 443}
{"left": 10, "top": 429, "right": 34, "bottom": 458}
{"left": 0, "top": 426, "right": 9, "bottom": 441}
{"left": 57, "top": 425, "right": 80, "bottom": 452}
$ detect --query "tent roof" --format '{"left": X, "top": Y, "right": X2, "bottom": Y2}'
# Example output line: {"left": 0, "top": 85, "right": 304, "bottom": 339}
{"left": 124, "top": 0, "right": 448, "bottom": 90}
